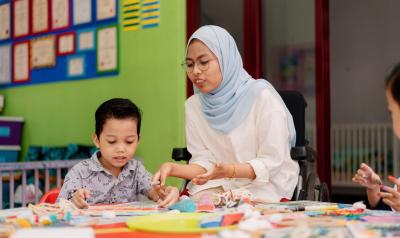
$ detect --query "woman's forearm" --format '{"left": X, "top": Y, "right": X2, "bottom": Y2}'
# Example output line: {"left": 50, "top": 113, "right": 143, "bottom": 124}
{"left": 169, "top": 163, "right": 208, "bottom": 180}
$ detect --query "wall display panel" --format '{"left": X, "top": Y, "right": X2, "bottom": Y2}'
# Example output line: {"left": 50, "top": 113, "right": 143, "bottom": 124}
{"left": 0, "top": 0, "right": 119, "bottom": 88}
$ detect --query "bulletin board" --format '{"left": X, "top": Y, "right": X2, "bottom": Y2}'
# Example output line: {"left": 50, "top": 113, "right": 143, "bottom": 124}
{"left": 0, "top": 0, "right": 119, "bottom": 88}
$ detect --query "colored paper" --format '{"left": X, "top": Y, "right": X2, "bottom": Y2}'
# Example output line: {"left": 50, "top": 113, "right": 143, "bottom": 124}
{"left": 51, "top": 0, "right": 69, "bottom": 30}
{"left": 67, "top": 56, "right": 85, "bottom": 77}
{"left": 96, "top": 0, "right": 117, "bottom": 21}
{"left": 73, "top": 0, "right": 92, "bottom": 25}
{"left": 13, "top": 0, "right": 29, "bottom": 38}
{"left": 0, "top": 44, "right": 11, "bottom": 84}
{"left": 0, "top": 3, "right": 10, "bottom": 40}
{"left": 97, "top": 26, "right": 118, "bottom": 72}
{"left": 77, "top": 30, "right": 95, "bottom": 51}
{"left": 58, "top": 33, "right": 75, "bottom": 55}
{"left": 13, "top": 42, "right": 30, "bottom": 82}
{"left": 30, "top": 36, "right": 56, "bottom": 69}
{"left": 32, "top": 0, "right": 49, "bottom": 33}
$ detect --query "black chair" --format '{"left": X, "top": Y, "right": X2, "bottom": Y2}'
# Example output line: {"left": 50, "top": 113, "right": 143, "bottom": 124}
{"left": 172, "top": 90, "right": 330, "bottom": 202}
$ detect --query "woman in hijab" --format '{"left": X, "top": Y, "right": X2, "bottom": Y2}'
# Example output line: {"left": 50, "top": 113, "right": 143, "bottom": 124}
{"left": 153, "top": 25, "right": 299, "bottom": 202}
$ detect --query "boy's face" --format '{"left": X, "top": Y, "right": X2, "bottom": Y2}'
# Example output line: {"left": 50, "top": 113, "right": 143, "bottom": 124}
{"left": 93, "top": 117, "right": 139, "bottom": 172}
{"left": 386, "top": 89, "right": 400, "bottom": 138}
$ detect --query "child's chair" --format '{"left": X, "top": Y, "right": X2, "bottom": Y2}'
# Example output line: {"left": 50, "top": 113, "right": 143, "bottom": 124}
{"left": 39, "top": 188, "right": 61, "bottom": 204}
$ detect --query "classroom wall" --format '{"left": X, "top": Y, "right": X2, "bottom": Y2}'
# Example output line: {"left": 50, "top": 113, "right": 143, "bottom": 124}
{"left": 330, "top": 0, "right": 400, "bottom": 124}
{"left": 0, "top": 1, "right": 187, "bottom": 184}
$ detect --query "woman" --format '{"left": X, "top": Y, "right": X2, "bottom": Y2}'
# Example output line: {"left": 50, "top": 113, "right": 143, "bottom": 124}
{"left": 353, "top": 63, "right": 400, "bottom": 211}
{"left": 153, "top": 25, "right": 299, "bottom": 202}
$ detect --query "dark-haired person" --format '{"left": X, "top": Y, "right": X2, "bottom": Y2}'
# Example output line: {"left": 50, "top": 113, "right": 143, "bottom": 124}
{"left": 353, "top": 63, "right": 400, "bottom": 211}
{"left": 58, "top": 98, "right": 179, "bottom": 208}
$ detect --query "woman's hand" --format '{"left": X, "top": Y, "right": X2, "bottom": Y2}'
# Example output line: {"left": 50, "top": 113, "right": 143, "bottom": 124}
{"left": 152, "top": 162, "right": 174, "bottom": 187}
{"left": 157, "top": 186, "right": 179, "bottom": 207}
{"left": 380, "top": 176, "right": 400, "bottom": 211}
{"left": 70, "top": 189, "right": 90, "bottom": 209}
{"left": 192, "top": 163, "right": 233, "bottom": 185}
{"left": 352, "top": 163, "right": 382, "bottom": 189}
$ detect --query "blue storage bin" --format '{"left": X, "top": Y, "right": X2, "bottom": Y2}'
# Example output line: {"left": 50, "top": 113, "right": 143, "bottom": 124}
{"left": 0, "top": 145, "right": 20, "bottom": 162}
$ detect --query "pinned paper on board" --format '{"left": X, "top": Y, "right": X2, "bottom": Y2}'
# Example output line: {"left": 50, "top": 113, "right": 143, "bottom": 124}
{"left": 32, "top": 0, "right": 50, "bottom": 34}
{"left": 57, "top": 32, "right": 76, "bottom": 55}
{"left": 0, "top": 44, "right": 11, "bottom": 84}
{"left": 30, "top": 35, "right": 56, "bottom": 69}
{"left": 13, "top": 0, "right": 30, "bottom": 38}
{"left": 67, "top": 55, "right": 85, "bottom": 77}
{"left": 13, "top": 42, "right": 30, "bottom": 82}
{"left": 73, "top": 0, "right": 92, "bottom": 25}
{"left": 0, "top": 3, "right": 10, "bottom": 41}
{"left": 77, "top": 29, "right": 95, "bottom": 51}
{"left": 97, "top": 26, "right": 118, "bottom": 72}
{"left": 51, "top": 0, "right": 70, "bottom": 30}
{"left": 97, "top": 0, "right": 117, "bottom": 21}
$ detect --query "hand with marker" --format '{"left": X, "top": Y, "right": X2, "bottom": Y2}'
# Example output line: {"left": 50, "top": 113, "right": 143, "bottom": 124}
{"left": 378, "top": 176, "right": 400, "bottom": 211}
{"left": 70, "top": 188, "right": 90, "bottom": 209}
{"left": 352, "top": 163, "right": 382, "bottom": 189}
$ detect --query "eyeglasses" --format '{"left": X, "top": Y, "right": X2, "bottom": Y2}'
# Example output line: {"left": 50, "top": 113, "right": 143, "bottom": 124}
{"left": 181, "top": 59, "right": 213, "bottom": 73}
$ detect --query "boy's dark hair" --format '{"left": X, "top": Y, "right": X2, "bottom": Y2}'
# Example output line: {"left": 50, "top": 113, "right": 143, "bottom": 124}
{"left": 95, "top": 98, "right": 142, "bottom": 138}
{"left": 386, "top": 63, "right": 400, "bottom": 105}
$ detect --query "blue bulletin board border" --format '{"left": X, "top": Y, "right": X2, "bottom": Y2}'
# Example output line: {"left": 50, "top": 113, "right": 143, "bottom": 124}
{"left": 0, "top": 0, "right": 119, "bottom": 89}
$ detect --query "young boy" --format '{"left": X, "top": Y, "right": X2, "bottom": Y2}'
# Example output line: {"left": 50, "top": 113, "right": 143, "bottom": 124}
{"left": 57, "top": 98, "right": 179, "bottom": 208}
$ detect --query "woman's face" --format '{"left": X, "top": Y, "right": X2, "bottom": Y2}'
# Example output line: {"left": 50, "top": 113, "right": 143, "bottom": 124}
{"left": 185, "top": 40, "right": 223, "bottom": 93}
{"left": 386, "top": 88, "right": 400, "bottom": 138}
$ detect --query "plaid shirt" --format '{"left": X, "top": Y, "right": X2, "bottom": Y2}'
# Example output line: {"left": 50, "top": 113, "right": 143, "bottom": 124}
{"left": 57, "top": 152, "right": 152, "bottom": 204}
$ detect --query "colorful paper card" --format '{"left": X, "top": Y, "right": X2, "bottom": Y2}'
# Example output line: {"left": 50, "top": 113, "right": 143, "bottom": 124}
{"left": 67, "top": 55, "right": 86, "bottom": 77}
{"left": 97, "top": 25, "right": 118, "bottom": 73}
{"left": 73, "top": 0, "right": 92, "bottom": 25}
{"left": 96, "top": 0, "right": 117, "bottom": 21}
{"left": 51, "top": 0, "right": 70, "bottom": 30}
{"left": 0, "top": 3, "right": 10, "bottom": 41}
{"left": 30, "top": 35, "right": 56, "bottom": 69}
{"left": 77, "top": 29, "right": 95, "bottom": 52}
{"left": 57, "top": 32, "right": 75, "bottom": 55}
{"left": 0, "top": 44, "right": 11, "bottom": 84}
{"left": 32, "top": 0, "right": 50, "bottom": 34}
{"left": 13, "top": 0, "right": 30, "bottom": 38}
{"left": 13, "top": 41, "right": 30, "bottom": 82}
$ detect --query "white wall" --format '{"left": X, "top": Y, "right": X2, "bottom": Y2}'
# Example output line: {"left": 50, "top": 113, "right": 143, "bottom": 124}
{"left": 330, "top": 0, "right": 400, "bottom": 124}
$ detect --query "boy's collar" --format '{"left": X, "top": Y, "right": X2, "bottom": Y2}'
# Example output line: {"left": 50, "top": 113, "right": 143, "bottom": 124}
{"left": 88, "top": 151, "right": 137, "bottom": 172}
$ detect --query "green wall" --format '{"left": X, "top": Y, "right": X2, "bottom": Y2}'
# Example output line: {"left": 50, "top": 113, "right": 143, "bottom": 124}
{"left": 0, "top": 1, "right": 187, "bottom": 186}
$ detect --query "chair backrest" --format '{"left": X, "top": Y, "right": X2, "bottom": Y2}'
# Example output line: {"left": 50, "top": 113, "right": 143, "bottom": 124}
{"left": 278, "top": 90, "right": 307, "bottom": 147}
{"left": 39, "top": 187, "right": 61, "bottom": 204}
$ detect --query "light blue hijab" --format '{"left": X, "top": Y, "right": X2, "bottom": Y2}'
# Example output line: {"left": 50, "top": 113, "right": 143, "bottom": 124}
{"left": 188, "top": 25, "right": 296, "bottom": 147}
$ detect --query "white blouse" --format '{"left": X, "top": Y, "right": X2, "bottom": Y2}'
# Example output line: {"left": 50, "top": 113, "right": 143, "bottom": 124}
{"left": 185, "top": 88, "right": 299, "bottom": 202}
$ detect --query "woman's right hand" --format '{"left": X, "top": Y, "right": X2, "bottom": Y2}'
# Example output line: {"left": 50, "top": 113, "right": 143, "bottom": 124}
{"left": 70, "top": 188, "right": 90, "bottom": 209}
{"left": 152, "top": 162, "right": 174, "bottom": 187}
{"left": 352, "top": 163, "right": 382, "bottom": 189}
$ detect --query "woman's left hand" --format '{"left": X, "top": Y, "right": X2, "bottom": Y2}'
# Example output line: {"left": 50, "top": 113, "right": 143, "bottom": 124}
{"left": 380, "top": 176, "right": 400, "bottom": 211}
{"left": 157, "top": 186, "right": 180, "bottom": 207}
{"left": 192, "top": 163, "right": 232, "bottom": 185}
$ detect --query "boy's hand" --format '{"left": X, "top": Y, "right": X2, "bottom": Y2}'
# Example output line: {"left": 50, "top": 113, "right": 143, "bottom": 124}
{"left": 157, "top": 186, "right": 179, "bottom": 207}
{"left": 152, "top": 162, "right": 173, "bottom": 187}
{"left": 380, "top": 176, "right": 400, "bottom": 211}
{"left": 70, "top": 189, "right": 90, "bottom": 209}
{"left": 192, "top": 163, "right": 230, "bottom": 185}
{"left": 352, "top": 163, "right": 382, "bottom": 189}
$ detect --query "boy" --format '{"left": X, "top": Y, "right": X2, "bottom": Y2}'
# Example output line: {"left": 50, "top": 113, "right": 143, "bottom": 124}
{"left": 58, "top": 98, "right": 179, "bottom": 208}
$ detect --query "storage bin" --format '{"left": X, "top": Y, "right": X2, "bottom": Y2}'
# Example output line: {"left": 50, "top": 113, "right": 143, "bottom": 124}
{"left": 0, "top": 117, "right": 24, "bottom": 146}
{"left": 0, "top": 145, "right": 20, "bottom": 162}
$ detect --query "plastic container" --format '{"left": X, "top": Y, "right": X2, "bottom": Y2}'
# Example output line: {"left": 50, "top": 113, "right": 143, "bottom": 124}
{"left": 0, "top": 117, "right": 24, "bottom": 146}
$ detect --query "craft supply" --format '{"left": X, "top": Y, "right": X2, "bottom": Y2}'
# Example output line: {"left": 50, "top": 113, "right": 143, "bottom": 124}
{"left": 199, "top": 214, "right": 223, "bottom": 228}
{"left": 168, "top": 199, "right": 197, "bottom": 212}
